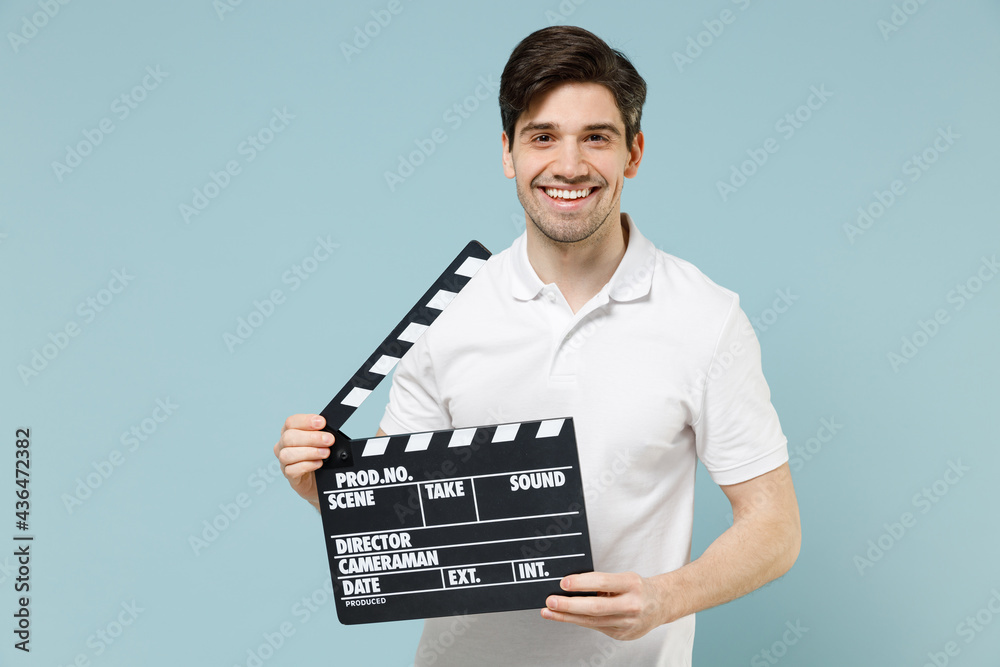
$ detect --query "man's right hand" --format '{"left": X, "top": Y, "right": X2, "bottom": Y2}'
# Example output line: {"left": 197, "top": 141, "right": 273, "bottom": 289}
{"left": 275, "top": 414, "right": 387, "bottom": 511}
{"left": 275, "top": 414, "right": 334, "bottom": 511}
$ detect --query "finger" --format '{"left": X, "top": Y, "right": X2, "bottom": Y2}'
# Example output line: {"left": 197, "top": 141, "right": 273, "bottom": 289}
{"left": 282, "top": 460, "right": 324, "bottom": 480}
{"left": 545, "top": 594, "right": 624, "bottom": 617}
{"left": 282, "top": 414, "right": 326, "bottom": 435}
{"left": 561, "top": 571, "right": 634, "bottom": 594}
{"left": 280, "top": 429, "right": 335, "bottom": 449}
{"left": 541, "top": 607, "right": 630, "bottom": 628}
{"left": 279, "top": 445, "right": 331, "bottom": 467}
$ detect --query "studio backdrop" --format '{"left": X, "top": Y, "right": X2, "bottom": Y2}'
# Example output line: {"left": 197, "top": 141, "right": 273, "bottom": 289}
{"left": 1, "top": 1, "right": 998, "bottom": 665}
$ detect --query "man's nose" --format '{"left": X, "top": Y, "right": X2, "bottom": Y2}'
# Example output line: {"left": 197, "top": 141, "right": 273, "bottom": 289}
{"left": 550, "top": 141, "right": 589, "bottom": 180}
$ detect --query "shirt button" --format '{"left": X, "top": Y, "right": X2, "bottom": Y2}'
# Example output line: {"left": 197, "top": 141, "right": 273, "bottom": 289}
{"left": 546, "top": 292, "right": 556, "bottom": 302}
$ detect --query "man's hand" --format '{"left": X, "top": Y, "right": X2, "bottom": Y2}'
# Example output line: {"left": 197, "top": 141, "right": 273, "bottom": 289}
{"left": 541, "top": 571, "right": 671, "bottom": 641}
{"left": 274, "top": 414, "right": 334, "bottom": 511}
{"left": 541, "top": 464, "right": 800, "bottom": 640}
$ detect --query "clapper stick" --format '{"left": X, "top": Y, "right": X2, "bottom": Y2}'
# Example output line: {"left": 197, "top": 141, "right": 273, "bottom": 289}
{"left": 317, "top": 240, "right": 491, "bottom": 466}
{"left": 312, "top": 239, "right": 595, "bottom": 624}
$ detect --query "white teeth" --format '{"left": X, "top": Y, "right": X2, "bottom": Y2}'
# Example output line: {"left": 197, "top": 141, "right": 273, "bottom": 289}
{"left": 545, "top": 187, "right": 592, "bottom": 200}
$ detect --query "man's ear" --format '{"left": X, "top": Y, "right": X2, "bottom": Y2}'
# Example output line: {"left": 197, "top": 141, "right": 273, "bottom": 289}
{"left": 624, "top": 131, "right": 644, "bottom": 178}
{"left": 501, "top": 132, "right": 516, "bottom": 179}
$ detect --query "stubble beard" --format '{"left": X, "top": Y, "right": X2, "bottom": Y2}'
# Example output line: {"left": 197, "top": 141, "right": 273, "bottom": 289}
{"left": 516, "top": 176, "right": 620, "bottom": 245}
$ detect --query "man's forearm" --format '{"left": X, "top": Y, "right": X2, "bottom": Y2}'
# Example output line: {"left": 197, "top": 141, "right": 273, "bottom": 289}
{"left": 651, "top": 490, "right": 800, "bottom": 624}
{"left": 659, "top": 518, "right": 798, "bottom": 622}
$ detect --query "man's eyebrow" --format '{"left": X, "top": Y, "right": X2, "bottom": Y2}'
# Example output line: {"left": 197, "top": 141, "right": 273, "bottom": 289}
{"left": 519, "top": 122, "right": 557, "bottom": 138}
{"left": 581, "top": 123, "right": 622, "bottom": 137}
{"left": 518, "top": 122, "right": 622, "bottom": 138}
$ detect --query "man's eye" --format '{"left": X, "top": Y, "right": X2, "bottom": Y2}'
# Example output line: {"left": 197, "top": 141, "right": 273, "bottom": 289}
{"left": 534, "top": 135, "right": 552, "bottom": 143}
{"left": 587, "top": 134, "right": 607, "bottom": 142}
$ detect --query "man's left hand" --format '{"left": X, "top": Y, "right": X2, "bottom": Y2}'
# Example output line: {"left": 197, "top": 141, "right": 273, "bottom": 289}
{"left": 540, "top": 571, "right": 671, "bottom": 641}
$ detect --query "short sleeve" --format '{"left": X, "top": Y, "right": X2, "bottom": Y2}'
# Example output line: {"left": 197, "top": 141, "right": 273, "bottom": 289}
{"left": 692, "top": 296, "right": 788, "bottom": 486}
{"left": 379, "top": 331, "right": 452, "bottom": 436}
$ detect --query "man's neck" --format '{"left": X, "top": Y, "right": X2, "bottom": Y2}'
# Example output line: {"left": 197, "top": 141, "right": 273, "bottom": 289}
{"left": 525, "top": 212, "right": 629, "bottom": 315}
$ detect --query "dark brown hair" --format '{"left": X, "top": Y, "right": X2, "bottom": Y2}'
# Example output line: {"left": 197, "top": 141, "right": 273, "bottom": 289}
{"left": 499, "top": 26, "right": 647, "bottom": 151}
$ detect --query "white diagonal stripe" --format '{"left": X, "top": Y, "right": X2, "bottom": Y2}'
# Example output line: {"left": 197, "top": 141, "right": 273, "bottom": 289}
{"left": 492, "top": 423, "right": 520, "bottom": 443}
{"left": 455, "top": 257, "right": 487, "bottom": 277}
{"left": 536, "top": 419, "right": 565, "bottom": 438}
{"left": 369, "top": 355, "right": 401, "bottom": 375}
{"left": 398, "top": 322, "right": 429, "bottom": 343}
{"left": 342, "top": 387, "right": 371, "bottom": 407}
{"left": 362, "top": 437, "right": 389, "bottom": 456}
{"left": 404, "top": 432, "right": 433, "bottom": 452}
{"left": 448, "top": 428, "right": 477, "bottom": 447}
{"left": 426, "top": 289, "right": 458, "bottom": 311}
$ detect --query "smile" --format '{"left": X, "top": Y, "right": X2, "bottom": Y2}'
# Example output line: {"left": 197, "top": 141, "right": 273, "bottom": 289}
{"left": 541, "top": 186, "right": 598, "bottom": 201}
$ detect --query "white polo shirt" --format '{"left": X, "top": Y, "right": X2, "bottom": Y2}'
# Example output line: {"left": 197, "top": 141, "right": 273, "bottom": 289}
{"left": 380, "top": 213, "right": 788, "bottom": 667}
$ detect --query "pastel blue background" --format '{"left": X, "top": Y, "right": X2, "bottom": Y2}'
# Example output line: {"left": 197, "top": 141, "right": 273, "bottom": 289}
{"left": 2, "top": 1, "right": 998, "bottom": 665}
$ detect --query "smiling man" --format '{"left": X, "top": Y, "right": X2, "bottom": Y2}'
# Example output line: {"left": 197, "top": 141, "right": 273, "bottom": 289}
{"left": 275, "top": 25, "right": 800, "bottom": 666}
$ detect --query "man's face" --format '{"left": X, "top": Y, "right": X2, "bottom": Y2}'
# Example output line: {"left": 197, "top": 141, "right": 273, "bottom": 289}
{"left": 502, "top": 81, "right": 643, "bottom": 245}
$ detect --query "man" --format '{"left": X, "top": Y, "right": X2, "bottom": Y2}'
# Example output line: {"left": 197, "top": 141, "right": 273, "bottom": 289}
{"left": 275, "top": 25, "right": 800, "bottom": 666}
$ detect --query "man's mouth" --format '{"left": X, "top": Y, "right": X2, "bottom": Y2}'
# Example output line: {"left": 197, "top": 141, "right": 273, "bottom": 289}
{"left": 540, "top": 186, "right": 599, "bottom": 201}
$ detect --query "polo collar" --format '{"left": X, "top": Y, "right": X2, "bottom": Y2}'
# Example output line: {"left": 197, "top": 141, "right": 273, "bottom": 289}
{"left": 510, "top": 212, "right": 655, "bottom": 303}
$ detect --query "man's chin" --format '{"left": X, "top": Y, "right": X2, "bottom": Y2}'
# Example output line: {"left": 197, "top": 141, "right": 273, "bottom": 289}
{"left": 527, "top": 205, "right": 619, "bottom": 244}
{"left": 529, "top": 218, "right": 602, "bottom": 245}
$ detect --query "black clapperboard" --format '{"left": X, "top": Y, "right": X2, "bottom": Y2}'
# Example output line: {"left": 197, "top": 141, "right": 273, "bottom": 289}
{"left": 315, "top": 241, "right": 594, "bottom": 625}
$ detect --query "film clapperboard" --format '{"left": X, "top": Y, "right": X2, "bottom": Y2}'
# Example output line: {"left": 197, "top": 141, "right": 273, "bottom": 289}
{"left": 315, "top": 241, "right": 595, "bottom": 625}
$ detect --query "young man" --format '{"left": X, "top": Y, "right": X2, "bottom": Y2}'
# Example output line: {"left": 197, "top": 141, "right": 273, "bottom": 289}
{"left": 275, "top": 26, "right": 800, "bottom": 666}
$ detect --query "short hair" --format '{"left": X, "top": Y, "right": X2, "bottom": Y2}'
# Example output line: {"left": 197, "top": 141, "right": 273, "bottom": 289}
{"left": 499, "top": 25, "right": 647, "bottom": 151}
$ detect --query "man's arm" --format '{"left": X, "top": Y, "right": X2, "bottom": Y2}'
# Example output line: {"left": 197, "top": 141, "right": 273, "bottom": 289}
{"left": 541, "top": 462, "right": 801, "bottom": 641}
